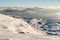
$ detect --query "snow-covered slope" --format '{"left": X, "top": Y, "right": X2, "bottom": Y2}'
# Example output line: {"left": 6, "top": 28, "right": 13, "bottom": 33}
{"left": 0, "top": 14, "right": 44, "bottom": 35}
{"left": 0, "top": 14, "right": 48, "bottom": 40}
{"left": 0, "top": 14, "right": 60, "bottom": 40}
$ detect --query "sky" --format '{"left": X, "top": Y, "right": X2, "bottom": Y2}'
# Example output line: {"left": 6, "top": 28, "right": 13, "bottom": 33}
{"left": 0, "top": 0, "right": 60, "bottom": 7}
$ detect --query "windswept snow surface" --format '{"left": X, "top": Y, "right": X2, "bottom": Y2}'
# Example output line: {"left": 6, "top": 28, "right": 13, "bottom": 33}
{"left": 0, "top": 14, "right": 60, "bottom": 40}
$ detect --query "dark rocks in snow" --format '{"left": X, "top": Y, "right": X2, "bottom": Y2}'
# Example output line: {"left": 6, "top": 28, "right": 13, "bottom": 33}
{"left": 23, "top": 18, "right": 60, "bottom": 36}
{"left": 37, "top": 22, "right": 42, "bottom": 24}
{"left": 23, "top": 18, "right": 33, "bottom": 23}
{"left": 19, "top": 32, "right": 25, "bottom": 34}
{"left": 46, "top": 32, "right": 57, "bottom": 35}
{"left": 42, "top": 28, "right": 47, "bottom": 31}
{"left": 19, "top": 31, "right": 29, "bottom": 34}
{"left": 48, "top": 30, "right": 56, "bottom": 32}
{"left": 57, "top": 22, "right": 60, "bottom": 24}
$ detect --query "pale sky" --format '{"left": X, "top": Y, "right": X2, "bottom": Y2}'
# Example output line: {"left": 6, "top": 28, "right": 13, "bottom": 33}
{"left": 0, "top": 0, "right": 60, "bottom": 7}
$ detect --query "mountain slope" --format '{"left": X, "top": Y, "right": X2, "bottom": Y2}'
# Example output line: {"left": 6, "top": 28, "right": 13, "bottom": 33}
{"left": 0, "top": 14, "right": 60, "bottom": 40}
{"left": 0, "top": 14, "right": 44, "bottom": 35}
{"left": 24, "top": 18, "right": 60, "bottom": 35}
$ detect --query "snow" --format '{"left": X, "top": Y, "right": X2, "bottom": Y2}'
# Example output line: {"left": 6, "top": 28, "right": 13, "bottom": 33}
{"left": 0, "top": 14, "right": 42, "bottom": 34}
{"left": 0, "top": 14, "right": 60, "bottom": 40}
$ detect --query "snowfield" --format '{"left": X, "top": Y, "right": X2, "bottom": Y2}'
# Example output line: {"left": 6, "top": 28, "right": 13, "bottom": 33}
{"left": 0, "top": 14, "right": 60, "bottom": 40}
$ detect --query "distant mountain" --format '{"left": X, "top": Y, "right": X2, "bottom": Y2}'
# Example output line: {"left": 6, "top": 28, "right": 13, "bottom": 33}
{"left": 0, "top": 7, "right": 60, "bottom": 21}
